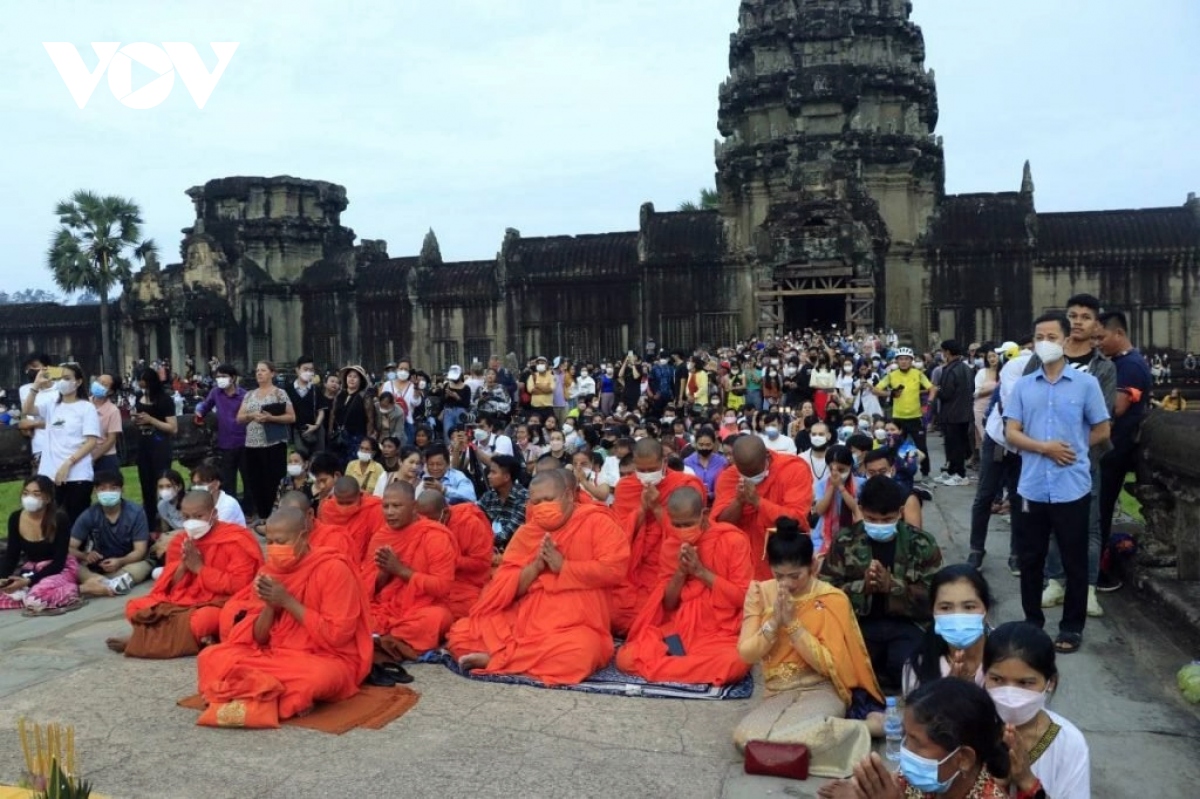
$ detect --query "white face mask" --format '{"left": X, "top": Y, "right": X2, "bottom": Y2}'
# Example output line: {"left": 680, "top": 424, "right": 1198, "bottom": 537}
{"left": 397, "top": 369, "right": 410, "bottom": 381}
{"left": 447, "top": 369, "right": 462, "bottom": 381}
{"left": 744, "top": 469, "right": 769, "bottom": 485}
{"left": 874, "top": 429, "right": 889, "bottom": 441}
{"left": 286, "top": 464, "right": 304, "bottom": 477}
{"left": 988, "top": 685, "right": 1049, "bottom": 726}
{"left": 636, "top": 470, "right": 665, "bottom": 487}
{"left": 1034, "top": 340, "right": 1064, "bottom": 364}
{"left": 913, "top": 361, "right": 925, "bottom": 370}
{"left": 158, "top": 487, "right": 178, "bottom": 502}
{"left": 580, "top": 371, "right": 589, "bottom": 378}
{"left": 183, "top": 518, "right": 213, "bottom": 539}
{"left": 55, "top": 378, "right": 76, "bottom": 396}
{"left": 386, "top": 371, "right": 398, "bottom": 381}
{"left": 562, "top": 425, "right": 575, "bottom": 436}
{"left": 299, "top": 370, "right": 315, "bottom": 383}
{"left": 216, "top": 376, "right": 232, "bottom": 390}
{"left": 418, "top": 380, "right": 428, "bottom": 390}
{"left": 357, "top": 451, "right": 373, "bottom": 462}
{"left": 810, "top": 435, "right": 828, "bottom": 449}
{"left": 536, "top": 364, "right": 547, "bottom": 373}
{"left": 21, "top": 495, "right": 44, "bottom": 513}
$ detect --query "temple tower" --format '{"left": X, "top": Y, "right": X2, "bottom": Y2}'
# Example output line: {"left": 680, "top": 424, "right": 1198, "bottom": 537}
{"left": 716, "top": 0, "right": 945, "bottom": 337}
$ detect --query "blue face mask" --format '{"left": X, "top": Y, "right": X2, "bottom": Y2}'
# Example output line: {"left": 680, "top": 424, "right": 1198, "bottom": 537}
{"left": 90, "top": 381, "right": 108, "bottom": 399}
{"left": 900, "top": 745, "right": 961, "bottom": 794}
{"left": 933, "top": 613, "right": 986, "bottom": 649}
{"left": 863, "top": 520, "right": 898, "bottom": 542}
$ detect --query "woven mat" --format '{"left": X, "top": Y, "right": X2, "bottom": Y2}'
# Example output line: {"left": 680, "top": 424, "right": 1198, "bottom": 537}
{"left": 177, "top": 684, "right": 419, "bottom": 734}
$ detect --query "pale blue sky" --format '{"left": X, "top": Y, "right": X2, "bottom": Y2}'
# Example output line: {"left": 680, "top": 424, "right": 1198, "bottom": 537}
{"left": 2, "top": 0, "right": 1197, "bottom": 296}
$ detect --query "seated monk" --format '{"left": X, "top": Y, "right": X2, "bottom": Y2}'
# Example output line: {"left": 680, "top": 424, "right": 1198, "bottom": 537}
{"left": 361, "top": 482, "right": 457, "bottom": 663}
{"left": 318, "top": 476, "right": 384, "bottom": 565}
{"left": 415, "top": 491, "right": 494, "bottom": 619}
{"left": 536, "top": 455, "right": 603, "bottom": 508}
{"left": 615, "top": 486, "right": 753, "bottom": 685}
{"left": 196, "top": 508, "right": 373, "bottom": 727}
{"left": 713, "top": 436, "right": 815, "bottom": 580}
{"left": 610, "top": 438, "right": 706, "bottom": 636}
{"left": 217, "top": 491, "right": 355, "bottom": 641}
{"left": 447, "top": 470, "right": 630, "bottom": 686}
{"left": 107, "top": 490, "right": 263, "bottom": 657}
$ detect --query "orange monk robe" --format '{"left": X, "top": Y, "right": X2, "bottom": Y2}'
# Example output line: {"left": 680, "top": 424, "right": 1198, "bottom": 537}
{"left": 712, "top": 452, "right": 814, "bottom": 580}
{"left": 609, "top": 471, "right": 707, "bottom": 636}
{"left": 318, "top": 494, "right": 384, "bottom": 565}
{"left": 126, "top": 522, "right": 263, "bottom": 643}
{"left": 308, "top": 519, "right": 356, "bottom": 559}
{"left": 198, "top": 548, "right": 374, "bottom": 721}
{"left": 615, "top": 521, "right": 753, "bottom": 684}
{"left": 360, "top": 519, "right": 457, "bottom": 652}
{"left": 446, "top": 504, "right": 630, "bottom": 686}
{"left": 444, "top": 504, "right": 496, "bottom": 618}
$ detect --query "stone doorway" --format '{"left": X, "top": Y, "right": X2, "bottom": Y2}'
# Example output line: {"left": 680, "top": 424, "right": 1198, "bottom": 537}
{"left": 756, "top": 271, "right": 875, "bottom": 338}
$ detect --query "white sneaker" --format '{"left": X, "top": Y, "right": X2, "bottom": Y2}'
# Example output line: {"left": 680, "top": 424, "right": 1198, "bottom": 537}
{"left": 1087, "top": 586, "right": 1104, "bottom": 617}
{"left": 1041, "top": 580, "right": 1065, "bottom": 608}
{"left": 106, "top": 573, "right": 134, "bottom": 596}
{"left": 151, "top": 566, "right": 164, "bottom": 581}
{"left": 945, "top": 475, "right": 970, "bottom": 486}
{"left": 936, "top": 473, "right": 955, "bottom": 485}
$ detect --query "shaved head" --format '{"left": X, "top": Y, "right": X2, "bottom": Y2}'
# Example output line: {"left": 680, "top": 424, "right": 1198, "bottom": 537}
{"left": 382, "top": 480, "right": 415, "bottom": 528}
{"left": 334, "top": 476, "right": 361, "bottom": 504}
{"left": 530, "top": 470, "right": 568, "bottom": 498}
{"left": 181, "top": 489, "right": 215, "bottom": 515}
{"left": 732, "top": 435, "right": 768, "bottom": 476}
{"left": 633, "top": 437, "right": 664, "bottom": 462}
{"left": 415, "top": 490, "right": 447, "bottom": 522}
{"left": 667, "top": 486, "right": 704, "bottom": 517}
{"left": 266, "top": 507, "right": 307, "bottom": 538}
{"left": 383, "top": 481, "right": 415, "bottom": 502}
{"left": 535, "top": 454, "right": 564, "bottom": 472}
{"left": 277, "top": 491, "right": 312, "bottom": 512}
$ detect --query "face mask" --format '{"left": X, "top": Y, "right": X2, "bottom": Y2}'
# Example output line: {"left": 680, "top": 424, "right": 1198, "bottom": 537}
{"left": 265, "top": 542, "right": 300, "bottom": 570}
{"left": 580, "top": 371, "right": 589, "bottom": 378}
{"left": 1034, "top": 340, "right": 1064, "bottom": 364}
{"left": 287, "top": 464, "right": 304, "bottom": 477}
{"left": 764, "top": 425, "right": 780, "bottom": 440}
{"left": 418, "top": 380, "right": 428, "bottom": 390}
{"left": 397, "top": 369, "right": 411, "bottom": 381}
{"left": 874, "top": 429, "right": 888, "bottom": 441}
{"left": 843, "top": 364, "right": 854, "bottom": 373}
{"left": 300, "top": 370, "right": 315, "bottom": 382}
{"left": 562, "top": 424, "right": 575, "bottom": 436}
{"left": 357, "top": 451, "right": 373, "bottom": 463}
{"left": 783, "top": 366, "right": 797, "bottom": 377}
{"left": 183, "top": 518, "right": 213, "bottom": 539}
{"left": 385, "top": 371, "right": 398, "bottom": 381}
{"left": 550, "top": 441, "right": 564, "bottom": 452}
{"left": 536, "top": 364, "right": 547, "bottom": 373}
{"left": 55, "top": 379, "right": 76, "bottom": 396}
{"left": 216, "top": 377, "right": 232, "bottom": 390}
{"left": 914, "top": 361, "right": 925, "bottom": 370}
{"left": 191, "top": 484, "right": 213, "bottom": 494}
{"left": 528, "top": 502, "right": 566, "bottom": 530}
{"left": 989, "top": 685, "right": 1049, "bottom": 727}
{"left": 20, "top": 496, "right": 44, "bottom": 513}
{"left": 724, "top": 416, "right": 736, "bottom": 425}
{"left": 863, "top": 520, "right": 898, "bottom": 542}
{"left": 97, "top": 490, "right": 122, "bottom": 508}
{"left": 448, "top": 369, "right": 462, "bottom": 381}
{"left": 158, "top": 487, "right": 178, "bottom": 502}
{"left": 670, "top": 521, "right": 704, "bottom": 545}
{"left": 900, "top": 745, "right": 961, "bottom": 795}
{"left": 606, "top": 368, "right": 614, "bottom": 376}
{"left": 888, "top": 433, "right": 902, "bottom": 446}
{"left": 744, "top": 469, "right": 769, "bottom": 485}
{"left": 636, "top": 470, "right": 665, "bottom": 487}
{"left": 858, "top": 419, "right": 872, "bottom": 430}
{"left": 90, "top": 381, "right": 108, "bottom": 399}
{"left": 933, "top": 613, "right": 986, "bottom": 650}
{"left": 696, "top": 447, "right": 713, "bottom": 456}
{"left": 810, "top": 435, "right": 828, "bottom": 449}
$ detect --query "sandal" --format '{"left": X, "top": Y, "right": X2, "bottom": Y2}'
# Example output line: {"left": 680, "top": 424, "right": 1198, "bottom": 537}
{"left": 365, "top": 664, "right": 397, "bottom": 687}
{"left": 1054, "top": 632, "right": 1082, "bottom": 654}
{"left": 378, "top": 661, "right": 414, "bottom": 684}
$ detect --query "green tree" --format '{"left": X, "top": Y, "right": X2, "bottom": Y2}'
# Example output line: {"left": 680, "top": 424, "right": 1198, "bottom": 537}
{"left": 677, "top": 187, "right": 720, "bottom": 212}
{"left": 47, "top": 191, "right": 157, "bottom": 373}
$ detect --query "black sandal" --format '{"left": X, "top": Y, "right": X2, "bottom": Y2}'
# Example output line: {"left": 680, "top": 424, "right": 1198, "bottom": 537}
{"left": 365, "top": 664, "right": 397, "bottom": 687}
{"left": 1054, "top": 632, "right": 1082, "bottom": 654}
{"left": 378, "top": 661, "right": 414, "bottom": 684}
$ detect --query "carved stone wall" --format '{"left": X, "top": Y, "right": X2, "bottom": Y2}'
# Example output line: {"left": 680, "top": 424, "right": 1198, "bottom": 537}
{"left": 1132, "top": 410, "right": 1200, "bottom": 580}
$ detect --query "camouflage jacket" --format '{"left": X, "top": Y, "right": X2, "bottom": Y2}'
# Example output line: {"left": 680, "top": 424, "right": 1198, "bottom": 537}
{"left": 819, "top": 520, "right": 943, "bottom": 621}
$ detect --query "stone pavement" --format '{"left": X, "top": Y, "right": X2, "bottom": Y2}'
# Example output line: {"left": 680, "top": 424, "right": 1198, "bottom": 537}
{"left": 1, "top": 441, "right": 1199, "bottom": 798}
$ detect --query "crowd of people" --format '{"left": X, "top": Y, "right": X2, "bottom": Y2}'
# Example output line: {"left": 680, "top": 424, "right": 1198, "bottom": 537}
{"left": 0, "top": 297, "right": 1162, "bottom": 795}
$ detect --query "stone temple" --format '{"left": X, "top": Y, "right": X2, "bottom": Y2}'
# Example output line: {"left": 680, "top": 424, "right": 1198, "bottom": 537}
{"left": 2, "top": 0, "right": 1197, "bottom": 384}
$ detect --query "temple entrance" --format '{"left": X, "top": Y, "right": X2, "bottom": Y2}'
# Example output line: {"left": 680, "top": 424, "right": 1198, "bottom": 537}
{"left": 784, "top": 293, "right": 845, "bottom": 334}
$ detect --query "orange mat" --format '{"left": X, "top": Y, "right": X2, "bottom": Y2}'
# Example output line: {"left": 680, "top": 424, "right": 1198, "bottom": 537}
{"left": 177, "top": 685, "right": 419, "bottom": 734}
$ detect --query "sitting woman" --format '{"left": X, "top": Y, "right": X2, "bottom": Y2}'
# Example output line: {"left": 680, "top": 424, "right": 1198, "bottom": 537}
{"left": 373, "top": 445, "right": 423, "bottom": 498}
{"left": 985, "top": 622, "right": 1090, "bottom": 799}
{"left": 810, "top": 445, "right": 866, "bottom": 556}
{"left": 344, "top": 436, "right": 385, "bottom": 494}
{"left": 156, "top": 469, "right": 188, "bottom": 533}
{"left": 902, "top": 564, "right": 993, "bottom": 694}
{"left": 733, "top": 518, "right": 884, "bottom": 752}
{"left": 824, "top": 678, "right": 1010, "bottom": 799}
{"left": 0, "top": 476, "right": 78, "bottom": 612}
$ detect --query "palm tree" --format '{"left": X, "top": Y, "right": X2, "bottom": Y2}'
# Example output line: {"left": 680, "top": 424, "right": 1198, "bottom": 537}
{"left": 677, "top": 187, "right": 720, "bottom": 212}
{"left": 47, "top": 191, "right": 157, "bottom": 373}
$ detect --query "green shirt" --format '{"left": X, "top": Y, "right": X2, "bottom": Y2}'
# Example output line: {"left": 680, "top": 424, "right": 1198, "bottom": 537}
{"left": 819, "top": 519, "right": 943, "bottom": 621}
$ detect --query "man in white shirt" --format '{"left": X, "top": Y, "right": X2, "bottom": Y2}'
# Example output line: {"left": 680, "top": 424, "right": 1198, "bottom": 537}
{"left": 188, "top": 461, "right": 248, "bottom": 527}
{"left": 758, "top": 411, "right": 797, "bottom": 455}
{"left": 800, "top": 421, "right": 833, "bottom": 481}
{"left": 377, "top": 358, "right": 423, "bottom": 442}
{"left": 473, "top": 413, "right": 514, "bottom": 470}
{"left": 17, "top": 353, "right": 54, "bottom": 468}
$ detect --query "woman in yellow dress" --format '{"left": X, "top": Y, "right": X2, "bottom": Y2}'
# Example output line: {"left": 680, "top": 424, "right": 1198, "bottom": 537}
{"left": 733, "top": 517, "right": 884, "bottom": 750}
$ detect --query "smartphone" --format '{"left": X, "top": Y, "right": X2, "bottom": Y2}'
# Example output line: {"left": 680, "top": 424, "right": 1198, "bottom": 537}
{"left": 664, "top": 634, "right": 686, "bottom": 657}
{"left": 44, "top": 366, "right": 65, "bottom": 380}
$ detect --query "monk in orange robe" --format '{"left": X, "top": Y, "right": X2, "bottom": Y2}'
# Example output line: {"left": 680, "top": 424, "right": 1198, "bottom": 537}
{"left": 415, "top": 491, "right": 494, "bottom": 619}
{"left": 448, "top": 470, "right": 630, "bottom": 686}
{"left": 361, "top": 481, "right": 457, "bottom": 661}
{"left": 196, "top": 508, "right": 373, "bottom": 726}
{"left": 106, "top": 490, "right": 262, "bottom": 657}
{"left": 616, "top": 486, "right": 753, "bottom": 684}
{"left": 318, "top": 477, "right": 384, "bottom": 565}
{"left": 610, "top": 438, "right": 706, "bottom": 635}
{"left": 713, "top": 436, "right": 815, "bottom": 580}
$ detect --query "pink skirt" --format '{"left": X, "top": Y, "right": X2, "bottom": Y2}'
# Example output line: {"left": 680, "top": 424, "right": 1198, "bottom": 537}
{"left": 0, "top": 558, "right": 80, "bottom": 610}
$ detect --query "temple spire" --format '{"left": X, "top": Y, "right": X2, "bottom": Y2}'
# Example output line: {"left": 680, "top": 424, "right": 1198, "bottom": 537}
{"left": 1021, "top": 160, "right": 1035, "bottom": 196}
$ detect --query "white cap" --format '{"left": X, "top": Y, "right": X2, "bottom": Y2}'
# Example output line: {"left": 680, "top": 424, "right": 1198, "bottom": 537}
{"left": 994, "top": 341, "right": 1019, "bottom": 355}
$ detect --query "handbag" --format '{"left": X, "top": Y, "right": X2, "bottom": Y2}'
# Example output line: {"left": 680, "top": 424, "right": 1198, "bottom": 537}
{"left": 809, "top": 369, "right": 836, "bottom": 390}
{"left": 261, "top": 397, "right": 290, "bottom": 445}
{"left": 744, "top": 740, "right": 810, "bottom": 780}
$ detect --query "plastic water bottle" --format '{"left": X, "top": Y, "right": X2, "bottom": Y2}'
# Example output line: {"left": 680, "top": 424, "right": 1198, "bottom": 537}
{"left": 884, "top": 696, "right": 903, "bottom": 763}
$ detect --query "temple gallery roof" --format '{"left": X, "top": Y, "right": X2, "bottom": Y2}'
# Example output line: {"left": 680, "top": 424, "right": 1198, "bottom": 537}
{"left": 927, "top": 192, "right": 1034, "bottom": 249}
{"left": 509, "top": 232, "right": 639, "bottom": 279}
{"left": 0, "top": 302, "right": 99, "bottom": 332}
{"left": 1039, "top": 207, "right": 1199, "bottom": 254}
{"left": 415, "top": 260, "right": 498, "bottom": 301}
{"left": 642, "top": 210, "right": 726, "bottom": 263}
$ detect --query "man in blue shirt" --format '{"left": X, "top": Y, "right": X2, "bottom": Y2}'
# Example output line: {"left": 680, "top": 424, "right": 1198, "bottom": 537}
{"left": 1095, "top": 311, "right": 1153, "bottom": 591}
{"left": 1005, "top": 312, "right": 1110, "bottom": 653}
{"left": 421, "top": 444, "right": 477, "bottom": 506}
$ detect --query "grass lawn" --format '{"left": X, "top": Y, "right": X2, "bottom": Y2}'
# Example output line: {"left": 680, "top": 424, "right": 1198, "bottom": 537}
{"left": 1119, "top": 487, "right": 1144, "bottom": 523}
{"left": 0, "top": 462, "right": 192, "bottom": 512}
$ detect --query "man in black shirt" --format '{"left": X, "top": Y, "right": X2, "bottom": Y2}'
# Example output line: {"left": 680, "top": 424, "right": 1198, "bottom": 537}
{"left": 285, "top": 355, "right": 328, "bottom": 459}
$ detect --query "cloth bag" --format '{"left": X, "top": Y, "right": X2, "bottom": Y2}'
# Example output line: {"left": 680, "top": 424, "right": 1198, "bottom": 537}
{"left": 744, "top": 740, "right": 810, "bottom": 780}
{"left": 809, "top": 369, "right": 837, "bottom": 390}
